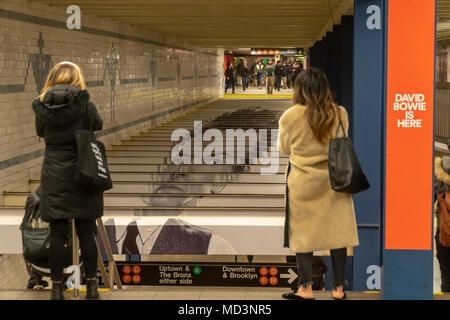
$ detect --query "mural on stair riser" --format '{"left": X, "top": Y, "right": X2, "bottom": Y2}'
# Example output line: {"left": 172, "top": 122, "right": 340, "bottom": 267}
{"left": 97, "top": 108, "right": 285, "bottom": 255}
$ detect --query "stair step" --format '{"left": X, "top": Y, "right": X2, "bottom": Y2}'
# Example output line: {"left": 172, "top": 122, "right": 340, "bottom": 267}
{"left": 31, "top": 171, "right": 285, "bottom": 183}
{"left": 110, "top": 145, "right": 174, "bottom": 151}
{"left": 4, "top": 192, "right": 284, "bottom": 207}
{"left": 156, "top": 118, "right": 280, "bottom": 122}
{"left": 108, "top": 164, "right": 287, "bottom": 173}
{"left": 149, "top": 124, "right": 281, "bottom": 130}
{"left": 106, "top": 150, "right": 289, "bottom": 159}
{"left": 151, "top": 125, "right": 280, "bottom": 130}
{"left": 109, "top": 145, "right": 282, "bottom": 152}
{"left": 0, "top": 206, "right": 284, "bottom": 216}
{"left": 105, "top": 150, "right": 288, "bottom": 159}
{"left": 130, "top": 136, "right": 280, "bottom": 142}
{"left": 116, "top": 140, "right": 279, "bottom": 146}
{"left": 137, "top": 133, "right": 276, "bottom": 139}
{"left": 106, "top": 156, "right": 289, "bottom": 165}
{"left": 118, "top": 140, "right": 178, "bottom": 146}
{"left": 170, "top": 114, "right": 282, "bottom": 118}
{"left": 106, "top": 150, "right": 172, "bottom": 157}
{"left": 141, "top": 129, "right": 279, "bottom": 135}
{"left": 109, "top": 172, "right": 285, "bottom": 183}
{"left": 29, "top": 181, "right": 284, "bottom": 194}
{"left": 165, "top": 114, "right": 284, "bottom": 119}
{"left": 30, "top": 172, "right": 285, "bottom": 182}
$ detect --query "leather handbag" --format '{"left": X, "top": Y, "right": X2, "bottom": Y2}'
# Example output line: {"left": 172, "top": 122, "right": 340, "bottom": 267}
{"left": 328, "top": 121, "right": 370, "bottom": 194}
{"left": 21, "top": 189, "right": 72, "bottom": 266}
{"left": 21, "top": 192, "right": 50, "bottom": 265}
{"left": 74, "top": 103, "right": 113, "bottom": 193}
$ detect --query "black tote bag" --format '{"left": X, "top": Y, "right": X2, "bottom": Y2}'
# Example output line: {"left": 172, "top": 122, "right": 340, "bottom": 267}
{"left": 74, "top": 104, "right": 113, "bottom": 193}
{"left": 328, "top": 121, "right": 370, "bottom": 194}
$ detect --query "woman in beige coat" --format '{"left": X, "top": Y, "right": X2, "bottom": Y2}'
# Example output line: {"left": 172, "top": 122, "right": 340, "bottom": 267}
{"left": 278, "top": 68, "right": 359, "bottom": 300}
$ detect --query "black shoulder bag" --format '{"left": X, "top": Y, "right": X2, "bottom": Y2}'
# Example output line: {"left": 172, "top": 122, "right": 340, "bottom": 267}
{"left": 74, "top": 104, "right": 113, "bottom": 193}
{"left": 328, "top": 120, "right": 370, "bottom": 194}
{"left": 21, "top": 190, "right": 73, "bottom": 267}
{"left": 21, "top": 191, "right": 50, "bottom": 265}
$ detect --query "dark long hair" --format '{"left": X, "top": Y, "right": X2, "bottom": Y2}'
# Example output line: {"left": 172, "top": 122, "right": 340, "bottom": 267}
{"left": 293, "top": 68, "right": 338, "bottom": 144}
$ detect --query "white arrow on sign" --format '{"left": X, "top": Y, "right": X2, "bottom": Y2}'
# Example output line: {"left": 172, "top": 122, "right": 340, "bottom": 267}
{"left": 280, "top": 268, "right": 298, "bottom": 284}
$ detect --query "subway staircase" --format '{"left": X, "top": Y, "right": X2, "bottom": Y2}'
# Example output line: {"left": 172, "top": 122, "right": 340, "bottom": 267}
{"left": 0, "top": 99, "right": 292, "bottom": 258}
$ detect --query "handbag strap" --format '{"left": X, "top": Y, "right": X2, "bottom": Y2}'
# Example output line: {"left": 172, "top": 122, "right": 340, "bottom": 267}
{"left": 334, "top": 107, "right": 347, "bottom": 138}
{"left": 21, "top": 193, "right": 40, "bottom": 230}
{"left": 82, "top": 102, "right": 93, "bottom": 132}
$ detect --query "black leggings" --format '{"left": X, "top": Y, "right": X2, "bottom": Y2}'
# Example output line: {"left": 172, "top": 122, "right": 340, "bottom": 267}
{"left": 49, "top": 219, "right": 97, "bottom": 281}
{"left": 296, "top": 248, "right": 347, "bottom": 290}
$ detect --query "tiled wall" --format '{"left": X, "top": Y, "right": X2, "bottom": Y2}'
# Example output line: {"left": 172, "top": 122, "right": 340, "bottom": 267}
{"left": 0, "top": 0, "right": 224, "bottom": 200}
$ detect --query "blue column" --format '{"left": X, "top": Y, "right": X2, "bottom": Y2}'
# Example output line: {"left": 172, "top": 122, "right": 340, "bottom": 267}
{"left": 340, "top": 16, "right": 354, "bottom": 136}
{"left": 354, "top": 0, "right": 436, "bottom": 299}
{"left": 352, "top": 0, "right": 385, "bottom": 292}
{"left": 381, "top": 0, "right": 435, "bottom": 300}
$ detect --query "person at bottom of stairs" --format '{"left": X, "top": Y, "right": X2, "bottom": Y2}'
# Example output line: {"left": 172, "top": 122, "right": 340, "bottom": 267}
{"left": 277, "top": 68, "right": 359, "bottom": 300}
{"left": 31, "top": 61, "right": 104, "bottom": 300}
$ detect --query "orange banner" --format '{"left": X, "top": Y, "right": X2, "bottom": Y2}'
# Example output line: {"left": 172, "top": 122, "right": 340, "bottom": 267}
{"left": 385, "top": 0, "right": 435, "bottom": 250}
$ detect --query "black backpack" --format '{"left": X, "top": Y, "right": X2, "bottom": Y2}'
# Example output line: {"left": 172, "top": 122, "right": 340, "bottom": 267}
{"left": 21, "top": 187, "right": 72, "bottom": 267}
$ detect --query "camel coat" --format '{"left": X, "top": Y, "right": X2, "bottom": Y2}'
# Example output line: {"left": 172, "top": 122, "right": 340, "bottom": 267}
{"left": 278, "top": 104, "right": 359, "bottom": 253}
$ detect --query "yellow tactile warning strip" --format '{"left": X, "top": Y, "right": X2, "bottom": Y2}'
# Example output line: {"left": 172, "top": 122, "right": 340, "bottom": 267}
{"left": 224, "top": 94, "right": 293, "bottom": 99}
{"left": 66, "top": 288, "right": 110, "bottom": 292}
{"left": 363, "top": 291, "right": 446, "bottom": 295}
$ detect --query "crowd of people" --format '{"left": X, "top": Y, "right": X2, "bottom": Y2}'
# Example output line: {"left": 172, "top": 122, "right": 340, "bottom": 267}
{"left": 225, "top": 58, "right": 304, "bottom": 94}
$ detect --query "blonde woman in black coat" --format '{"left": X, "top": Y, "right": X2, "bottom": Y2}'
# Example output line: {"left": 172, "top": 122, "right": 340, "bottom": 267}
{"left": 32, "top": 62, "right": 103, "bottom": 300}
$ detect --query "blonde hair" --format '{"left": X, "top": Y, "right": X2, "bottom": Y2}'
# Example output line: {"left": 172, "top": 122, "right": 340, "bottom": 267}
{"left": 38, "top": 61, "right": 86, "bottom": 102}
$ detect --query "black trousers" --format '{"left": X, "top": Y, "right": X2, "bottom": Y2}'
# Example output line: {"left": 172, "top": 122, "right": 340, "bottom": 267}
{"left": 49, "top": 219, "right": 98, "bottom": 281}
{"left": 436, "top": 230, "right": 450, "bottom": 292}
{"left": 287, "top": 76, "right": 292, "bottom": 88}
{"left": 275, "top": 76, "right": 282, "bottom": 90}
{"left": 296, "top": 248, "right": 347, "bottom": 289}
{"left": 225, "top": 79, "right": 235, "bottom": 92}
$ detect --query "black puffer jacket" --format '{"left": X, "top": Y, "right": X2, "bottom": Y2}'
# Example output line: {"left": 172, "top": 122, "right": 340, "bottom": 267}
{"left": 275, "top": 64, "right": 283, "bottom": 76}
{"left": 225, "top": 66, "right": 235, "bottom": 80}
{"left": 32, "top": 84, "right": 104, "bottom": 222}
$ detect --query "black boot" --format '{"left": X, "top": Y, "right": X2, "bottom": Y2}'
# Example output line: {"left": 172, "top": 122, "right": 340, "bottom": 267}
{"left": 50, "top": 280, "right": 65, "bottom": 300}
{"left": 86, "top": 278, "right": 100, "bottom": 300}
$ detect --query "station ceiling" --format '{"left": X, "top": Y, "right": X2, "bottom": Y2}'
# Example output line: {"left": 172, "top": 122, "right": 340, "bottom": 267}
{"left": 438, "top": 0, "right": 450, "bottom": 39}
{"left": 33, "top": 0, "right": 450, "bottom": 46}
{"left": 32, "top": 0, "right": 353, "bottom": 48}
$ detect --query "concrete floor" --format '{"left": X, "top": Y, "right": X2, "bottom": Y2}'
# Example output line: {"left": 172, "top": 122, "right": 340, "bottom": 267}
{"left": 0, "top": 233, "right": 447, "bottom": 300}
{"left": 0, "top": 286, "right": 381, "bottom": 300}
{"left": 1, "top": 286, "right": 449, "bottom": 300}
